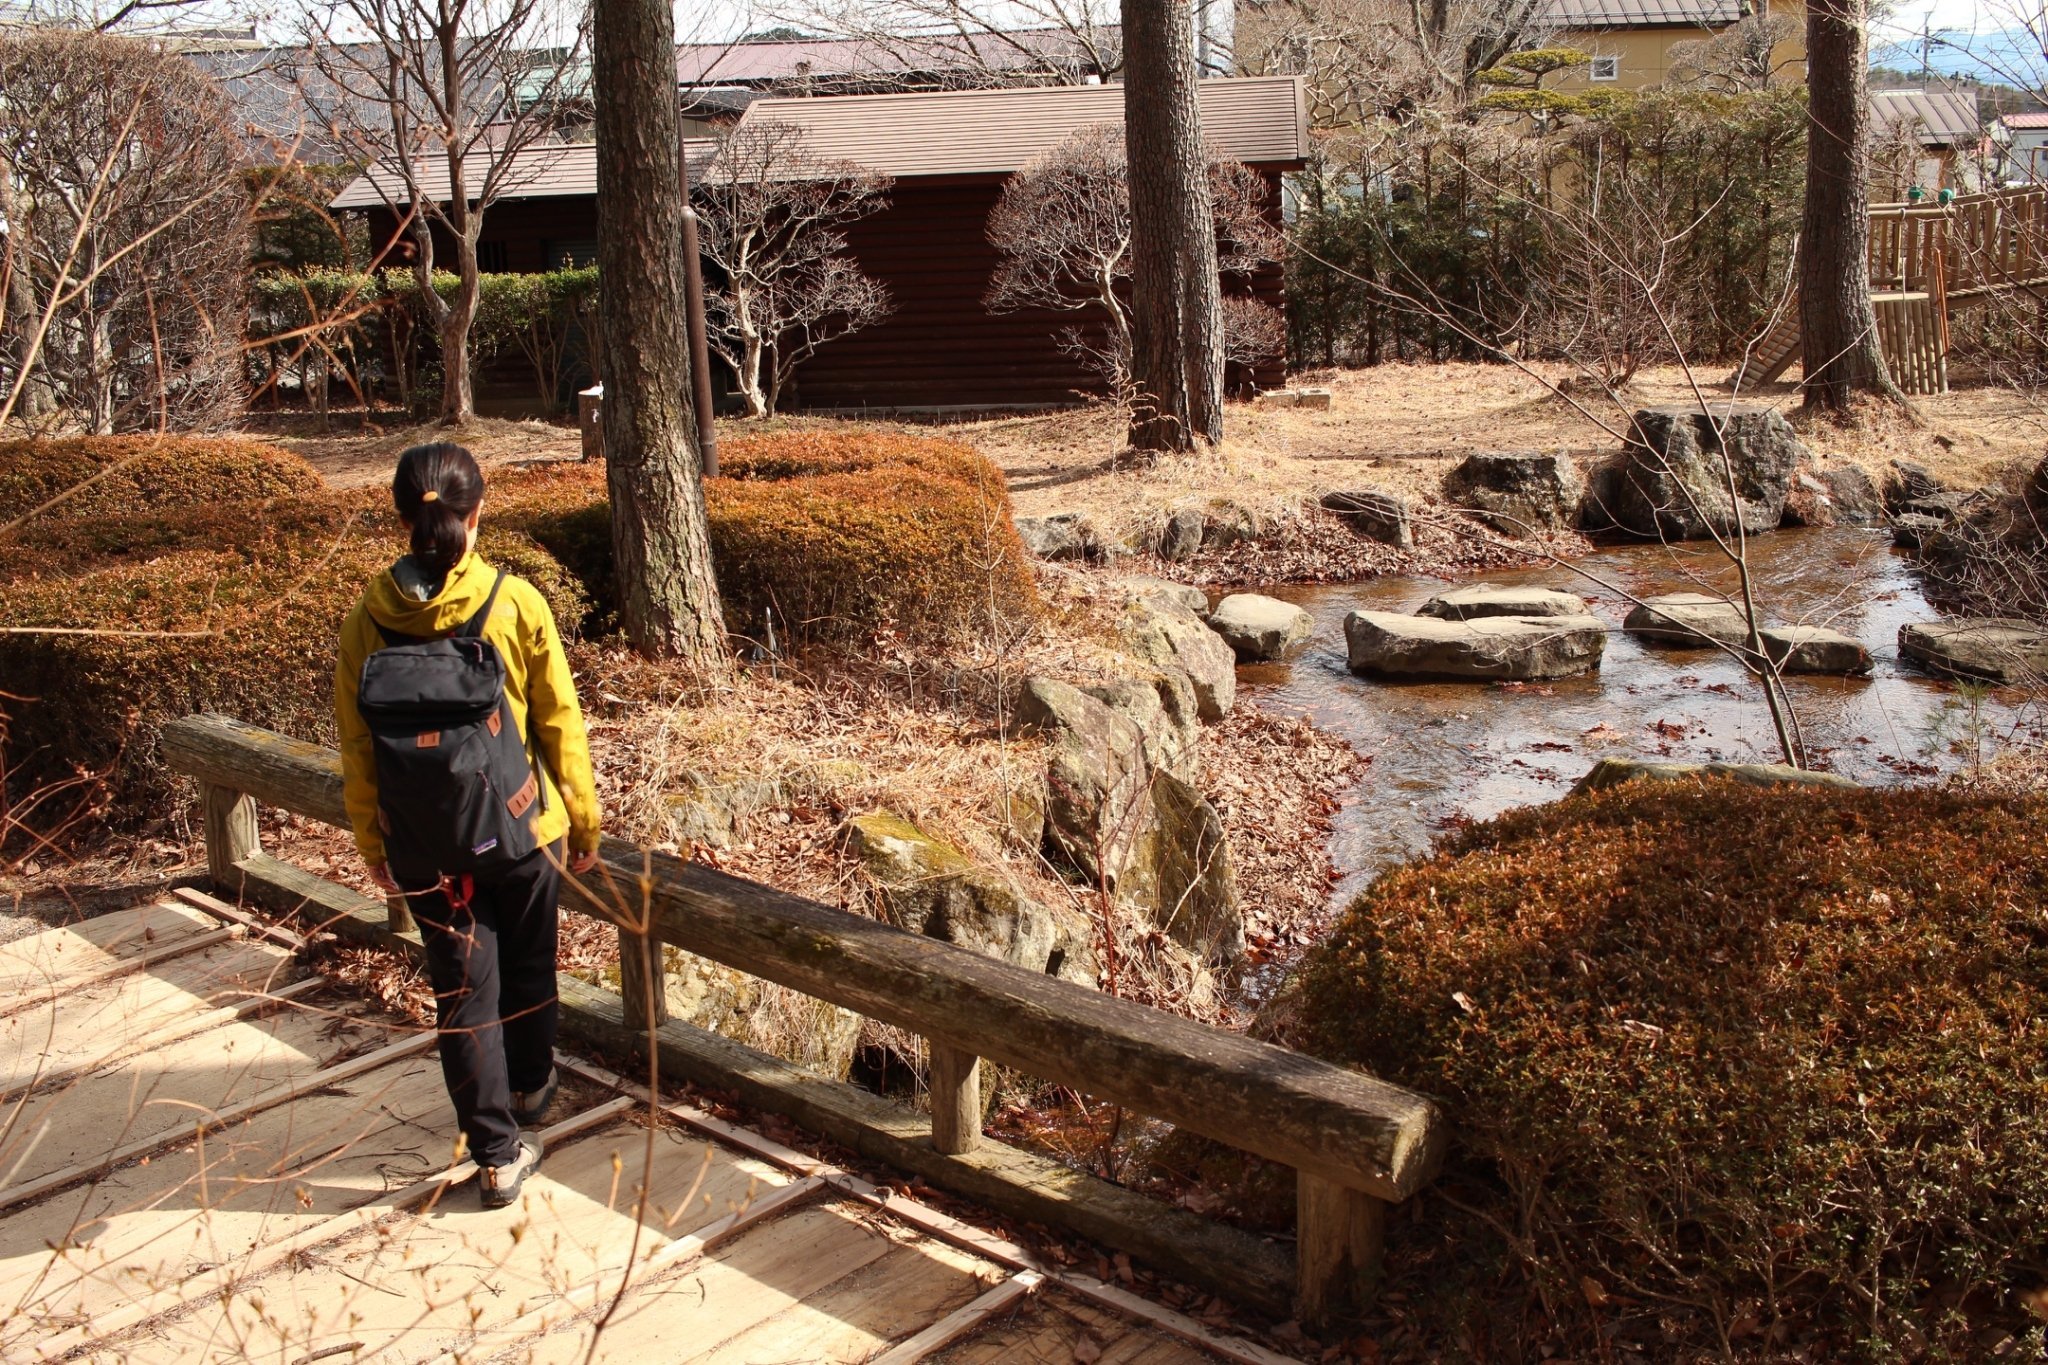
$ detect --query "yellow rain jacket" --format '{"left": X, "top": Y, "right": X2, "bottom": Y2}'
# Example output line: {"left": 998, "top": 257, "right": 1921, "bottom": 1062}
{"left": 335, "top": 552, "right": 600, "bottom": 867}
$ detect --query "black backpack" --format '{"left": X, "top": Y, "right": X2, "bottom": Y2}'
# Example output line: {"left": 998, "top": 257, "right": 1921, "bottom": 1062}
{"left": 355, "top": 570, "right": 544, "bottom": 884}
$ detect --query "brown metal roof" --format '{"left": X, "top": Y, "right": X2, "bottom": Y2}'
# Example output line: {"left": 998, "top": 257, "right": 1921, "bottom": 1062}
{"left": 331, "top": 139, "right": 721, "bottom": 209}
{"left": 1999, "top": 111, "right": 2048, "bottom": 130}
{"left": 1540, "top": 0, "right": 1740, "bottom": 27}
{"left": 728, "top": 75, "right": 1308, "bottom": 177}
{"left": 1870, "top": 89, "right": 1981, "bottom": 147}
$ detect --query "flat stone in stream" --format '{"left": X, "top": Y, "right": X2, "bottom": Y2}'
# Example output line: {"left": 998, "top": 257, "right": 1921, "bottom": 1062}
{"left": 1345, "top": 610, "right": 1606, "bottom": 681}
{"left": 1623, "top": 593, "right": 1753, "bottom": 649}
{"left": 1899, "top": 618, "right": 2048, "bottom": 683}
{"left": 1415, "top": 584, "right": 1589, "bottom": 621}
{"left": 1206, "top": 593, "right": 1314, "bottom": 660}
{"left": 1761, "top": 625, "right": 1873, "bottom": 675}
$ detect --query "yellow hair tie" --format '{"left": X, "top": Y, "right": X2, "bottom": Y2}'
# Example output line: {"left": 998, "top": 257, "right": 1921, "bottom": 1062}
{"left": 421, "top": 490, "right": 439, "bottom": 502}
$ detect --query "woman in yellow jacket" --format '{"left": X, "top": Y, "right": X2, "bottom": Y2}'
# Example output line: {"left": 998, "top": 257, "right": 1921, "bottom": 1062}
{"left": 336, "top": 443, "right": 600, "bottom": 1208}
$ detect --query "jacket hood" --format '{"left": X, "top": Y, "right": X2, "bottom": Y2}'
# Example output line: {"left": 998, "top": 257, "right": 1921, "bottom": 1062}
{"left": 363, "top": 552, "right": 498, "bottom": 638}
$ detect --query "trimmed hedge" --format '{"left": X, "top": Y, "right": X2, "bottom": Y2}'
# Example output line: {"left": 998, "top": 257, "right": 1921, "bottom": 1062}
{"left": 493, "top": 431, "right": 1039, "bottom": 645}
{"left": 0, "top": 436, "right": 321, "bottom": 522}
{"left": 0, "top": 440, "right": 586, "bottom": 813}
{"left": 1, "top": 429, "right": 1034, "bottom": 829}
{"left": 1294, "top": 782, "right": 2048, "bottom": 1361}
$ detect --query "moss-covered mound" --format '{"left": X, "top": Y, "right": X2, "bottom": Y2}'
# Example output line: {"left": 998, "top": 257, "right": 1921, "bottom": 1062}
{"left": 1295, "top": 782, "right": 2048, "bottom": 1360}
{"left": 0, "top": 435, "right": 321, "bottom": 522}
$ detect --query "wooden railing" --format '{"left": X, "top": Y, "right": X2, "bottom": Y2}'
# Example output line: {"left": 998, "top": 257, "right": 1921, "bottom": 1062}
{"left": 1869, "top": 185, "right": 2048, "bottom": 301}
{"left": 161, "top": 712, "right": 1445, "bottom": 1328}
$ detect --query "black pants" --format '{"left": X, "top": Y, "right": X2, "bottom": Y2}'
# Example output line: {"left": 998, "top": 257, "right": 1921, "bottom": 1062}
{"left": 407, "top": 841, "right": 561, "bottom": 1168}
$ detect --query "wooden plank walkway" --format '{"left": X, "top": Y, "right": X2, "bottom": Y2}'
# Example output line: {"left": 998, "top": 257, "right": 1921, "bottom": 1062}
{"left": 0, "top": 896, "right": 1295, "bottom": 1365}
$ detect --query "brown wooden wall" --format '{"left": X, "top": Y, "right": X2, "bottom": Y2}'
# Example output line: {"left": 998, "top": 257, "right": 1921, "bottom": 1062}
{"left": 356, "top": 168, "right": 1291, "bottom": 413}
{"left": 789, "top": 171, "right": 1289, "bottom": 411}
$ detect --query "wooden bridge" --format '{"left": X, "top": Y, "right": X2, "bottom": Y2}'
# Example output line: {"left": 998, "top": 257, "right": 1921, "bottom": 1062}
{"left": 1, "top": 714, "right": 1443, "bottom": 1362}
{"left": 1733, "top": 183, "right": 2048, "bottom": 395}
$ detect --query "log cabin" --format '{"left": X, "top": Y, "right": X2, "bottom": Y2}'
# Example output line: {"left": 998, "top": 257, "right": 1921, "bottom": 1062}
{"left": 330, "top": 74, "right": 1309, "bottom": 412}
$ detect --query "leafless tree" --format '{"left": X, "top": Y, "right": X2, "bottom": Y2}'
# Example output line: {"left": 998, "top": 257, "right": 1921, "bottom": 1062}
{"left": 1667, "top": 12, "right": 1802, "bottom": 93}
{"left": 695, "top": 120, "right": 894, "bottom": 420}
{"left": 0, "top": 27, "right": 250, "bottom": 432}
{"left": 302, "top": 0, "right": 588, "bottom": 424}
{"left": 984, "top": 123, "right": 1282, "bottom": 389}
{"left": 1235, "top": 0, "right": 1555, "bottom": 125}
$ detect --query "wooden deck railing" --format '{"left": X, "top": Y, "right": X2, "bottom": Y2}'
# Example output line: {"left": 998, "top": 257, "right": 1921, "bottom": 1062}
{"left": 162, "top": 712, "right": 1446, "bottom": 1328}
{"left": 1869, "top": 185, "right": 2048, "bottom": 301}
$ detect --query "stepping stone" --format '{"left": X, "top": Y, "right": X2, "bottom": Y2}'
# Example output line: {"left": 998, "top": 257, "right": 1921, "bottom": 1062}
{"left": 1207, "top": 593, "right": 1313, "bottom": 660}
{"left": 1623, "top": 593, "right": 1753, "bottom": 649}
{"left": 1344, "top": 610, "right": 1606, "bottom": 681}
{"left": 1761, "top": 625, "right": 1872, "bottom": 675}
{"left": 1899, "top": 618, "right": 2048, "bottom": 683}
{"left": 1415, "top": 584, "right": 1588, "bottom": 621}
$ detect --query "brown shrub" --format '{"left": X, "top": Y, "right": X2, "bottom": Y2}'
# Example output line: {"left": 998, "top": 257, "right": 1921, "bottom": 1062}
{"left": 0, "top": 462, "right": 588, "bottom": 821}
{"left": 1293, "top": 782, "right": 2048, "bottom": 1361}
{"left": 492, "top": 432, "right": 1039, "bottom": 645}
{"left": 0, "top": 435, "right": 320, "bottom": 523}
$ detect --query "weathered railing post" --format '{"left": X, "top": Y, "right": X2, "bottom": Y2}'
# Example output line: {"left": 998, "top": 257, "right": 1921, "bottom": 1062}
{"left": 928, "top": 1042, "right": 981, "bottom": 1155}
{"left": 199, "top": 782, "right": 259, "bottom": 887}
{"left": 1295, "top": 1172, "right": 1388, "bottom": 1330}
{"left": 618, "top": 933, "right": 671, "bottom": 1032}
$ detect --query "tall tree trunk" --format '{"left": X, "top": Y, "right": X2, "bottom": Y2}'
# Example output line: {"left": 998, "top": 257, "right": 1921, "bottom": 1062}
{"left": 593, "top": 0, "right": 728, "bottom": 663}
{"left": 1800, "top": 0, "right": 1896, "bottom": 411}
{"left": 1123, "top": 0, "right": 1224, "bottom": 453}
{"left": 441, "top": 256, "right": 479, "bottom": 424}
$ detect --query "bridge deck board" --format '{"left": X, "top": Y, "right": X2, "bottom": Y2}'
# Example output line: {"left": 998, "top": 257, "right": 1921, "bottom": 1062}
{"left": 3, "top": 900, "right": 1304, "bottom": 1364}
{"left": 0, "top": 902, "right": 224, "bottom": 1005}
{"left": 929, "top": 1286, "right": 1228, "bottom": 1363}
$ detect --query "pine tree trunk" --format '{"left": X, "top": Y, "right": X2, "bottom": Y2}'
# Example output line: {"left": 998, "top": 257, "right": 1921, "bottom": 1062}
{"left": 593, "top": 0, "right": 728, "bottom": 663}
{"left": 1799, "top": 0, "right": 1895, "bottom": 411}
{"left": 1123, "top": 0, "right": 1224, "bottom": 453}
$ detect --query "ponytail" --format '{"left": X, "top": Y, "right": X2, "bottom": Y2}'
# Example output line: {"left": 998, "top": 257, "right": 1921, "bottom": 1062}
{"left": 392, "top": 443, "right": 485, "bottom": 577}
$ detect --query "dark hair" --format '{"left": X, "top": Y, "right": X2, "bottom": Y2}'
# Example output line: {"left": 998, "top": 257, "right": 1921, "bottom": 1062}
{"left": 392, "top": 443, "right": 485, "bottom": 576}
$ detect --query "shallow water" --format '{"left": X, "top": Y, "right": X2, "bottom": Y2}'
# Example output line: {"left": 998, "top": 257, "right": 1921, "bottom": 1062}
{"left": 1236, "top": 526, "right": 2045, "bottom": 902}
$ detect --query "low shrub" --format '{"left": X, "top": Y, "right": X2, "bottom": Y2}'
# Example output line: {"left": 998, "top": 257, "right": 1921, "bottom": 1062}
{"left": 1294, "top": 782, "right": 2048, "bottom": 1361}
{"left": 492, "top": 431, "right": 1039, "bottom": 645}
{"left": 0, "top": 436, "right": 320, "bottom": 522}
{"left": 0, "top": 452, "right": 588, "bottom": 819}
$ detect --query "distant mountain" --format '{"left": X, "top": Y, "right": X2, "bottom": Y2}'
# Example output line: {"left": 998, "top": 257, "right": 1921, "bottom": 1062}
{"left": 1871, "top": 25, "right": 2048, "bottom": 93}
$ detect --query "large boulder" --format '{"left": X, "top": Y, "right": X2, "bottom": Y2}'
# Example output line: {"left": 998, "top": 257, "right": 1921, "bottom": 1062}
{"left": 1122, "top": 596, "right": 1237, "bottom": 720}
{"left": 1572, "top": 758, "right": 1857, "bottom": 795}
{"left": 1441, "top": 451, "right": 1587, "bottom": 536}
{"left": 652, "top": 948, "right": 864, "bottom": 1079}
{"left": 1415, "top": 584, "right": 1589, "bottom": 621}
{"left": 1015, "top": 677, "right": 1154, "bottom": 885}
{"left": 1122, "top": 771, "right": 1242, "bottom": 963}
{"left": 1207, "top": 593, "right": 1314, "bottom": 660}
{"left": 1115, "top": 577, "right": 1209, "bottom": 615}
{"left": 1882, "top": 460, "right": 1947, "bottom": 514}
{"left": 1015, "top": 512, "right": 1100, "bottom": 562}
{"left": 1345, "top": 610, "right": 1606, "bottom": 681}
{"left": 1761, "top": 625, "right": 1872, "bottom": 675}
{"left": 1891, "top": 513, "right": 1949, "bottom": 551}
{"left": 1321, "top": 489, "right": 1413, "bottom": 546}
{"left": 844, "top": 812, "right": 1057, "bottom": 972}
{"left": 1822, "top": 465, "right": 1884, "bottom": 524}
{"left": 1611, "top": 403, "right": 1808, "bottom": 540}
{"left": 1084, "top": 673, "right": 1200, "bottom": 783}
{"left": 1899, "top": 618, "right": 2048, "bottom": 683}
{"left": 1622, "top": 593, "right": 1754, "bottom": 649}
{"left": 1158, "top": 507, "right": 1206, "bottom": 562}
{"left": 1780, "top": 471, "right": 1837, "bottom": 528}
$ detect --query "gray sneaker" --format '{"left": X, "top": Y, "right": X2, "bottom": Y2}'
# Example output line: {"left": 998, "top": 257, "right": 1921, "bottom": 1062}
{"left": 510, "top": 1067, "right": 559, "bottom": 1127}
{"left": 479, "top": 1133, "right": 544, "bottom": 1209}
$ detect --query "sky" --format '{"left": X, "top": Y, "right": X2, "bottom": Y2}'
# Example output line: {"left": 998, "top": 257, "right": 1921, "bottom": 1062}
{"left": 1870, "top": 0, "right": 2048, "bottom": 88}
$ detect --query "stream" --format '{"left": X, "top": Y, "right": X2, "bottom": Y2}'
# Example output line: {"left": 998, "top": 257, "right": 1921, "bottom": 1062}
{"left": 1236, "top": 526, "right": 2046, "bottom": 903}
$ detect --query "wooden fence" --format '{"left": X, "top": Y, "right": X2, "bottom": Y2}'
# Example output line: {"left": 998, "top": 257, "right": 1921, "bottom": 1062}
{"left": 161, "top": 712, "right": 1446, "bottom": 1330}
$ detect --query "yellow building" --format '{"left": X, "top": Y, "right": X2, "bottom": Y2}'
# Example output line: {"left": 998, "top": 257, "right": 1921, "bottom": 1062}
{"left": 1541, "top": 0, "right": 1807, "bottom": 93}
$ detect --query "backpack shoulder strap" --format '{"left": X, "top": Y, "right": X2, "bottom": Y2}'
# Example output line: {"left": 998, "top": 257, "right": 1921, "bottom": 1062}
{"left": 458, "top": 569, "right": 508, "bottom": 641}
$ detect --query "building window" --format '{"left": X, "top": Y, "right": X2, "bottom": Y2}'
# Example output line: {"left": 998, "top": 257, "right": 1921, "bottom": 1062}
{"left": 477, "top": 240, "right": 509, "bottom": 272}
{"left": 1589, "top": 55, "right": 1620, "bottom": 81}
